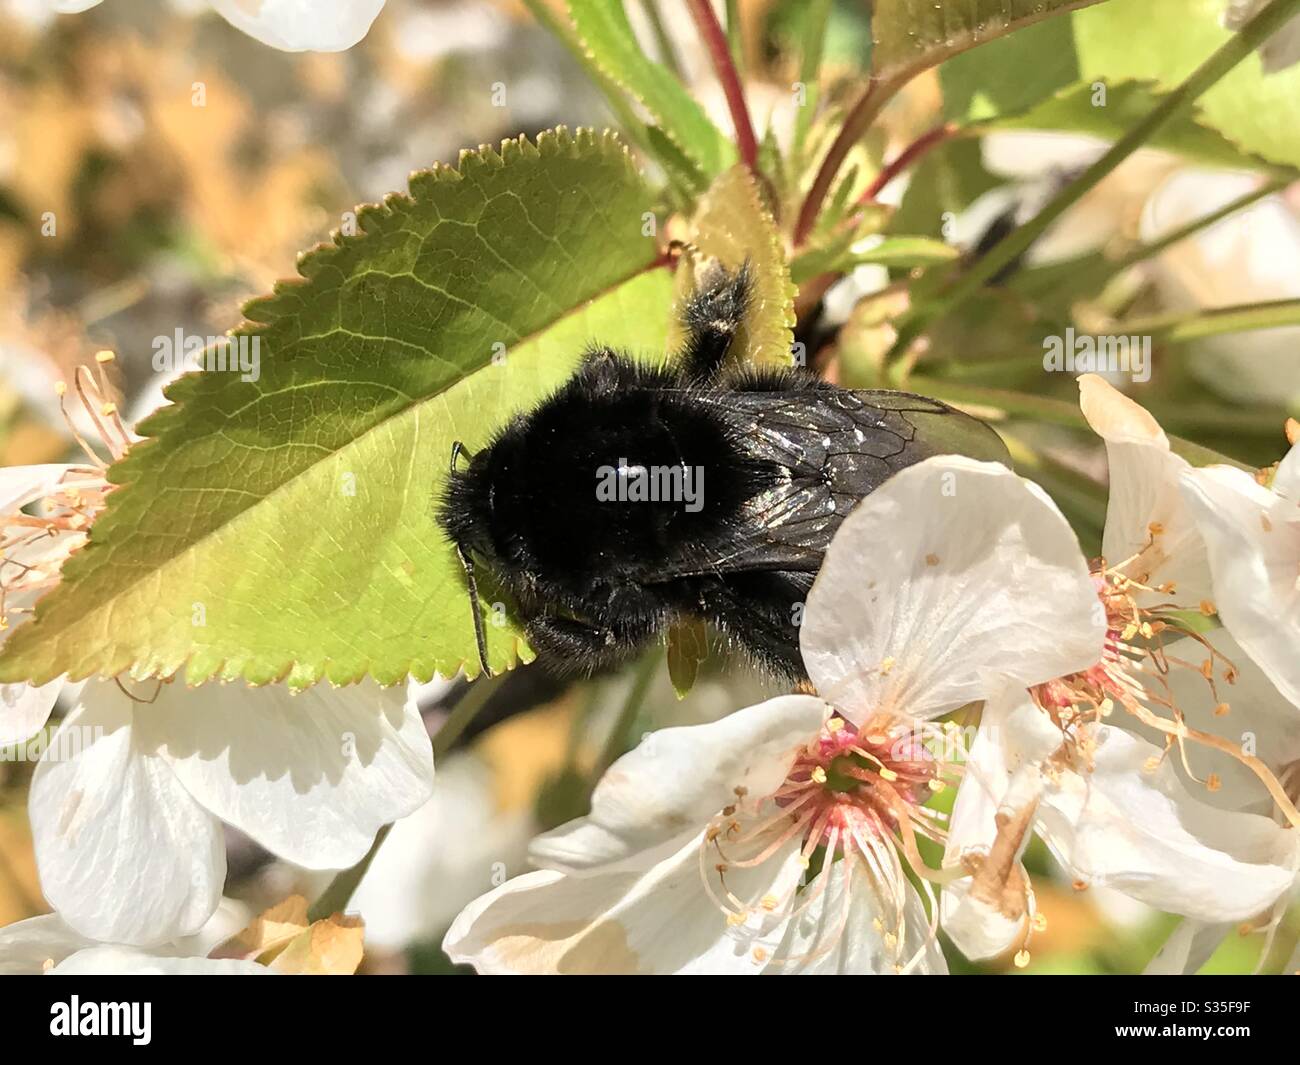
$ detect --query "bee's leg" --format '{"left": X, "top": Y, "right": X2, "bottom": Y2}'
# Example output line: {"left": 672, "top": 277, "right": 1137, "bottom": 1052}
{"left": 676, "top": 260, "right": 753, "bottom": 384}
{"left": 573, "top": 346, "right": 647, "bottom": 395}
{"left": 525, "top": 612, "right": 657, "bottom": 675}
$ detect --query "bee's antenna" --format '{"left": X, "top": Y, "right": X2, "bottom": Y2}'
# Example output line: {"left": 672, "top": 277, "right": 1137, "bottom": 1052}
{"left": 448, "top": 440, "right": 491, "bottom": 678}
{"left": 456, "top": 543, "right": 493, "bottom": 679}
{"left": 449, "top": 439, "right": 472, "bottom": 473}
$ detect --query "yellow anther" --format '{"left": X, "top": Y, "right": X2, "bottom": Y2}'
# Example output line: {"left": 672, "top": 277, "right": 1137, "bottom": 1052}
{"left": 1099, "top": 698, "right": 1114, "bottom": 717}
{"left": 927, "top": 779, "right": 945, "bottom": 793}
{"left": 1207, "top": 773, "right": 1222, "bottom": 793}
{"left": 1032, "top": 913, "right": 1048, "bottom": 932}
{"left": 1286, "top": 418, "right": 1299, "bottom": 446}
{"left": 1142, "top": 756, "right": 1161, "bottom": 774}
{"left": 94, "top": 349, "right": 116, "bottom": 364}
{"left": 726, "top": 910, "right": 749, "bottom": 927}
{"left": 883, "top": 932, "right": 898, "bottom": 951}
{"left": 1214, "top": 702, "right": 1230, "bottom": 717}
{"left": 879, "top": 656, "right": 896, "bottom": 675}
{"left": 1121, "top": 623, "right": 1139, "bottom": 641}
{"left": 826, "top": 717, "right": 844, "bottom": 733}
{"left": 798, "top": 856, "right": 810, "bottom": 869}
{"left": 811, "top": 766, "right": 827, "bottom": 784}
{"left": 878, "top": 767, "right": 898, "bottom": 782}
{"left": 1148, "top": 522, "right": 1165, "bottom": 537}
{"left": 752, "top": 947, "right": 767, "bottom": 963}
{"left": 760, "top": 894, "right": 779, "bottom": 912}
{"left": 1014, "top": 950, "right": 1031, "bottom": 968}
{"left": 1201, "top": 659, "right": 1215, "bottom": 680}
{"left": 54, "top": 381, "right": 67, "bottom": 397}
{"left": 1072, "top": 879, "right": 1089, "bottom": 892}
{"left": 1199, "top": 600, "right": 1217, "bottom": 616}
{"left": 100, "top": 402, "right": 118, "bottom": 417}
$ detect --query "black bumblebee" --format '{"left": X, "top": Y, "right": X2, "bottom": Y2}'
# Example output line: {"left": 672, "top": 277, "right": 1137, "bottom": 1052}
{"left": 440, "top": 263, "right": 1008, "bottom": 680}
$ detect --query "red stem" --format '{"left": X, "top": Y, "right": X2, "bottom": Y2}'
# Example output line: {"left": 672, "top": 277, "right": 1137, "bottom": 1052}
{"left": 857, "top": 121, "right": 959, "bottom": 205}
{"left": 686, "top": 0, "right": 759, "bottom": 172}
{"left": 792, "top": 76, "right": 885, "bottom": 246}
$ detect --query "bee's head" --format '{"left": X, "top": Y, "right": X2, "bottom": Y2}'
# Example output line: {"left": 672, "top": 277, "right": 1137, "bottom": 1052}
{"left": 439, "top": 443, "right": 496, "bottom": 561}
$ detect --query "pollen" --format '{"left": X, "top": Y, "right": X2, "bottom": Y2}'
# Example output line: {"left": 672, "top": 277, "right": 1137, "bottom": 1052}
{"left": 752, "top": 947, "right": 767, "bottom": 963}
{"left": 1214, "top": 702, "right": 1231, "bottom": 717}
{"left": 1014, "top": 950, "right": 1031, "bottom": 968}
{"left": 879, "top": 656, "right": 896, "bottom": 675}
{"left": 1199, "top": 600, "right": 1217, "bottom": 616}
{"left": 1148, "top": 521, "right": 1165, "bottom": 537}
{"left": 94, "top": 349, "right": 116, "bottom": 364}
{"left": 698, "top": 715, "right": 956, "bottom": 972}
{"left": 1206, "top": 773, "right": 1222, "bottom": 793}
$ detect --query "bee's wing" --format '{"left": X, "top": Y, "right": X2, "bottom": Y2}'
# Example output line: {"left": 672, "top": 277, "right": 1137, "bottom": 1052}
{"left": 647, "top": 388, "right": 1007, "bottom": 580}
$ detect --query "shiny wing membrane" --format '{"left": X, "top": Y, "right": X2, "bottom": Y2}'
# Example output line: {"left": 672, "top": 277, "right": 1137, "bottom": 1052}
{"left": 649, "top": 389, "right": 1005, "bottom": 581}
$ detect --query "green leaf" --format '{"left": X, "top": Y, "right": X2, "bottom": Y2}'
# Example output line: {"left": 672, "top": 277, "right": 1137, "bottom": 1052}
{"left": 791, "top": 233, "right": 958, "bottom": 284}
{"left": 665, "top": 618, "right": 709, "bottom": 699}
{"left": 872, "top": 0, "right": 1112, "bottom": 83}
{"left": 1075, "top": 0, "right": 1300, "bottom": 169}
{"left": 669, "top": 165, "right": 797, "bottom": 369}
{"left": 986, "top": 79, "right": 1279, "bottom": 170}
{"left": 570, "top": 1, "right": 735, "bottom": 178}
{"left": 940, "top": 13, "right": 1082, "bottom": 122}
{"left": 0, "top": 129, "right": 674, "bottom": 690}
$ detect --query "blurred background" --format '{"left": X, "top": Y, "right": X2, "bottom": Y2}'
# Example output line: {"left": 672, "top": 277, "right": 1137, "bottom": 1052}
{"left": 0, "top": 0, "right": 1295, "bottom": 974}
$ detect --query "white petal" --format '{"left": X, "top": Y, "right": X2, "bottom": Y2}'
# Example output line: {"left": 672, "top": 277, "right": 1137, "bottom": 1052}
{"left": 1079, "top": 375, "right": 1210, "bottom": 603}
{"left": 777, "top": 856, "right": 947, "bottom": 974}
{"left": 1275, "top": 442, "right": 1300, "bottom": 501}
{"left": 1036, "top": 724, "right": 1300, "bottom": 922}
{"left": 801, "top": 456, "right": 1103, "bottom": 723}
{"left": 135, "top": 678, "right": 434, "bottom": 870}
{"left": 208, "top": 0, "right": 386, "bottom": 51}
{"left": 350, "top": 753, "right": 533, "bottom": 948}
{"left": 51, "top": 947, "right": 269, "bottom": 975}
{"left": 1144, "top": 919, "right": 1232, "bottom": 975}
{"left": 0, "top": 913, "right": 95, "bottom": 975}
{"left": 1152, "top": 628, "right": 1300, "bottom": 813}
{"left": 941, "top": 694, "right": 1059, "bottom": 959}
{"left": 1181, "top": 464, "right": 1300, "bottom": 709}
{"left": 445, "top": 831, "right": 801, "bottom": 975}
{"left": 530, "top": 695, "right": 826, "bottom": 873}
{"left": 0, "top": 463, "right": 74, "bottom": 514}
{"left": 0, "top": 679, "right": 61, "bottom": 745}
{"left": 29, "top": 683, "right": 225, "bottom": 946}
